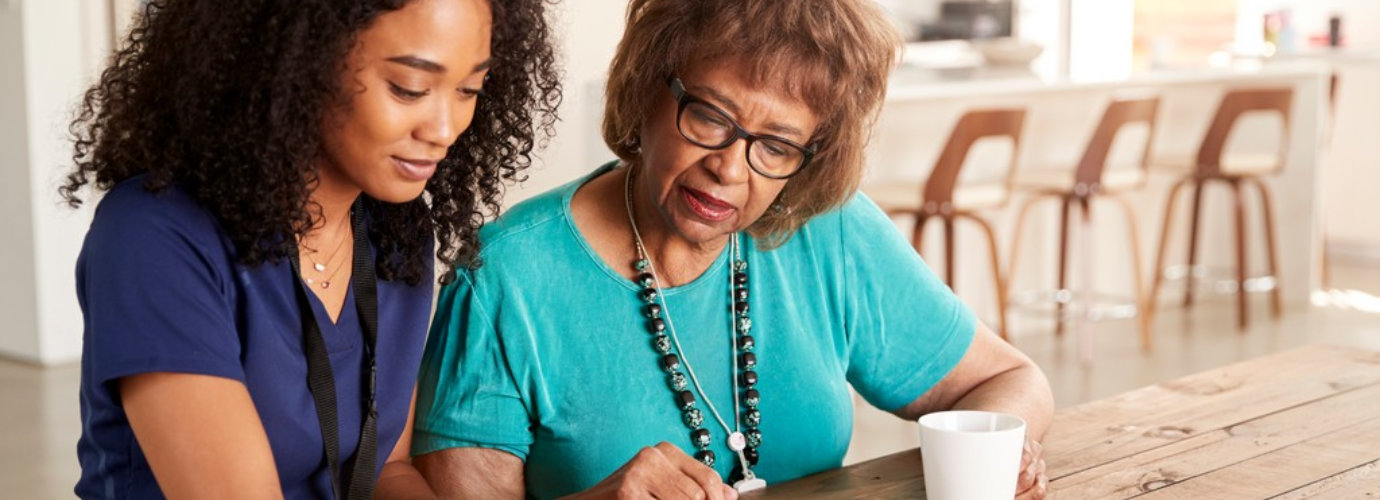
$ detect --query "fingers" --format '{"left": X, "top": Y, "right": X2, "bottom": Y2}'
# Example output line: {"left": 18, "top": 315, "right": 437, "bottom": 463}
{"left": 622, "top": 445, "right": 689, "bottom": 500}
{"left": 652, "top": 442, "right": 732, "bottom": 500}
{"left": 638, "top": 444, "right": 700, "bottom": 500}
{"left": 1031, "top": 441, "right": 1046, "bottom": 497}
{"left": 721, "top": 484, "right": 740, "bottom": 500}
{"left": 591, "top": 443, "right": 734, "bottom": 500}
{"left": 682, "top": 464, "right": 728, "bottom": 500}
{"left": 1014, "top": 471, "right": 1049, "bottom": 500}
{"left": 1016, "top": 440, "right": 1048, "bottom": 499}
{"left": 1016, "top": 441, "right": 1037, "bottom": 492}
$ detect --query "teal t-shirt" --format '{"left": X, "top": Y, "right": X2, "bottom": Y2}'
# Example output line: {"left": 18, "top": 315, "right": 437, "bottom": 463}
{"left": 414, "top": 163, "right": 976, "bottom": 499}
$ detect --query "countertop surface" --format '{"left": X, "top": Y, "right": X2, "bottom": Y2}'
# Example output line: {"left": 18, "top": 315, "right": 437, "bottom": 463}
{"left": 885, "top": 61, "right": 1331, "bottom": 101}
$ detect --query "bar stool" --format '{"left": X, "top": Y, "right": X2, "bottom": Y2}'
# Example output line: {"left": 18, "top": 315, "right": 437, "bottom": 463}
{"left": 865, "top": 108, "right": 1026, "bottom": 340}
{"left": 1148, "top": 88, "right": 1292, "bottom": 330}
{"left": 1008, "top": 96, "right": 1159, "bottom": 352}
{"left": 1322, "top": 73, "right": 1339, "bottom": 289}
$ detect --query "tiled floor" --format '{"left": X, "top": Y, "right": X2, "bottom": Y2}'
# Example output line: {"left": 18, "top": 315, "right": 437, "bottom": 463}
{"left": 5, "top": 263, "right": 1380, "bottom": 498}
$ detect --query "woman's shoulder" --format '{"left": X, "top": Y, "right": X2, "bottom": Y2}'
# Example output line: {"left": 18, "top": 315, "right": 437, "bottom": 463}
{"left": 478, "top": 187, "right": 568, "bottom": 246}
{"left": 475, "top": 164, "right": 614, "bottom": 256}
{"left": 89, "top": 175, "right": 226, "bottom": 246}
{"left": 790, "top": 191, "right": 892, "bottom": 246}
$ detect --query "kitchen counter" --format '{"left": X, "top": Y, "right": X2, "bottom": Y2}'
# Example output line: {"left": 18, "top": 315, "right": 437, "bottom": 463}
{"left": 866, "top": 63, "right": 1330, "bottom": 330}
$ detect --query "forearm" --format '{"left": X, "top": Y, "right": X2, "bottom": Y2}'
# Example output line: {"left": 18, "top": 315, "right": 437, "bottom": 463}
{"left": 414, "top": 448, "right": 525, "bottom": 500}
{"left": 375, "top": 461, "right": 437, "bottom": 500}
{"left": 950, "top": 363, "right": 1053, "bottom": 440}
{"left": 122, "top": 373, "right": 286, "bottom": 500}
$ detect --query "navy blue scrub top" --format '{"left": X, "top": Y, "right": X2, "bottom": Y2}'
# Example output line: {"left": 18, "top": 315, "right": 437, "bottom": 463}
{"left": 73, "top": 176, "right": 432, "bottom": 499}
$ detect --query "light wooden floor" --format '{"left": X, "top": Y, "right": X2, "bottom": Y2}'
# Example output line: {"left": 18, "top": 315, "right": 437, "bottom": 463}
{"left": 5, "top": 263, "right": 1379, "bottom": 499}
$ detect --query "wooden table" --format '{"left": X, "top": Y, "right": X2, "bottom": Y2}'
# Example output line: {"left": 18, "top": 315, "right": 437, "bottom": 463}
{"left": 744, "top": 344, "right": 1380, "bottom": 498}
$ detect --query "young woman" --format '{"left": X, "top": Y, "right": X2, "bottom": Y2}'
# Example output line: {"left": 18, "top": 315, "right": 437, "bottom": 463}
{"left": 65, "top": 0, "right": 559, "bottom": 497}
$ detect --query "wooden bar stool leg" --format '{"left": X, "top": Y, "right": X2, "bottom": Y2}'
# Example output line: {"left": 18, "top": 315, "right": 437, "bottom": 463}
{"left": 962, "top": 213, "right": 1009, "bottom": 341}
{"left": 1231, "top": 179, "right": 1250, "bottom": 330}
{"left": 944, "top": 216, "right": 957, "bottom": 288}
{"left": 1075, "top": 197, "right": 1095, "bottom": 364}
{"left": 1006, "top": 194, "right": 1050, "bottom": 302}
{"left": 1184, "top": 180, "right": 1206, "bottom": 308}
{"left": 1322, "top": 236, "right": 1332, "bottom": 290}
{"left": 1056, "top": 196, "right": 1073, "bottom": 336}
{"left": 910, "top": 213, "right": 930, "bottom": 255}
{"left": 1250, "top": 178, "right": 1284, "bottom": 318}
{"left": 1150, "top": 178, "right": 1190, "bottom": 330}
{"left": 1112, "top": 194, "right": 1152, "bottom": 352}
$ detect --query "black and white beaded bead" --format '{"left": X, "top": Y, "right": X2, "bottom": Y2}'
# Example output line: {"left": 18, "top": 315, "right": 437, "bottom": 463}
{"left": 732, "top": 257, "right": 762, "bottom": 469}
{"left": 636, "top": 258, "right": 716, "bottom": 465}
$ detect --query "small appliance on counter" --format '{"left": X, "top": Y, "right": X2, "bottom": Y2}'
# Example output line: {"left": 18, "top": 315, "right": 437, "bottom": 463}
{"left": 916, "top": 1, "right": 1014, "bottom": 42}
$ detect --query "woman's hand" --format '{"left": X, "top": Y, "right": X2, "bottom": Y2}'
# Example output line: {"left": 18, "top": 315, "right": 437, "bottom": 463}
{"left": 1015, "top": 438, "right": 1048, "bottom": 499}
{"left": 562, "top": 442, "right": 738, "bottom": 500}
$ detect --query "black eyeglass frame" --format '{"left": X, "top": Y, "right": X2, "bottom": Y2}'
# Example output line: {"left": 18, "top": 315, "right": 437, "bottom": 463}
{"left": 667, "top": 76, "right": 818, "bottom": 180}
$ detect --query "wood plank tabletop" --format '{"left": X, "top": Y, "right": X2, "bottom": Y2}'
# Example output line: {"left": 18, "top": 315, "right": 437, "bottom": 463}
{"left": 742, "top": 344, "right": 1380, "bottom": 499}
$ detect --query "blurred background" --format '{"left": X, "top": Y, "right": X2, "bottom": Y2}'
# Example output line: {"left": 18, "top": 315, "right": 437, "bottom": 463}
{"left": 3, "top": 1, "right": 1379, "bottom": 497}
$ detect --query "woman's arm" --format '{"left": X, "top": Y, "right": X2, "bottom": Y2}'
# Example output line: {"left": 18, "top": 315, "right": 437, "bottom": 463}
{"left": 376, "top": 386, "right": 438, "bottom": 499}
{"left": 120, "top": 373, "right": 284, "bottom": 500}
{"left": 893, "top": 321, "right": 1053, "bottom": 499}
{"left": 414, "top": 447, "right": 525, "bottom": 499}
{"left": 892, "top": 321, "right": 1053, "bottom": 439}
{"left": 414, "top": 442, "right": 738, "bottom": 500}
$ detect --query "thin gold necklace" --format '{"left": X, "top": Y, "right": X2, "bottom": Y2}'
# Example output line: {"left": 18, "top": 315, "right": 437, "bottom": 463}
{"left": 302, "top": 214, "right": 352, "bottom": 289}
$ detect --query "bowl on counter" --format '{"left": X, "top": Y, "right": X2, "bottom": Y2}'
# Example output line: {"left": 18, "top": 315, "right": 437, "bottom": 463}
{"left": 972, "top": 38, "right": 1043, "bottom": 66}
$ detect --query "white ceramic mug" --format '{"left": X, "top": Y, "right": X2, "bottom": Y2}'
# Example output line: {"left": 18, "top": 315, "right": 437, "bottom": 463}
{"left": 919, "top": 410, "right": 1027, "bottom": 500}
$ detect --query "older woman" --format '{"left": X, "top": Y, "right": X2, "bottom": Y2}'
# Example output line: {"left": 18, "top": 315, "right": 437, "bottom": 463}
{"left": 413, "top": 1, "right": 1053, "bottom": 499}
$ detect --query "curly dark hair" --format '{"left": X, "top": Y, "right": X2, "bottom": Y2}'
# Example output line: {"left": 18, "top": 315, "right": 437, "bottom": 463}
{"left": 63, "top": 0, "right": 562, "bottom": 285}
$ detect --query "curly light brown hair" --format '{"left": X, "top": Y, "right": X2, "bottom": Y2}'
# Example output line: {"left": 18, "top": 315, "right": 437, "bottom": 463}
{"left": 603, "top": 0, "right": 901, "bottom": 246}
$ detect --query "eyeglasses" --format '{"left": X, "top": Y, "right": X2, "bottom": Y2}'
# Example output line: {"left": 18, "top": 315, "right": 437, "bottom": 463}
{"left": 668, "top": 77, "right": 817, "bottom": 179}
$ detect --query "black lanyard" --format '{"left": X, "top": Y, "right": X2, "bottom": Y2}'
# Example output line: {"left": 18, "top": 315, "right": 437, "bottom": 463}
{"left": 289, "top": 201, "right": 379, "bottom": 500}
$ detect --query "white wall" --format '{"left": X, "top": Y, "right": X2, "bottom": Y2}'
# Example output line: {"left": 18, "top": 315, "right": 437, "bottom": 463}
{"left": 0, "top": 0, "right": 42, "bottom": 362}
{"left": 1016, "top": 0, "right": 1135, "bottom": 82}
{"left": 0, "top": 0, "right": 107, "bottom": 364}
{"left": 1068, "top": 0, "right": 1133, "bottom": 81}
{"left": 504, "top": 0, "right": 627, "bottom": 205}
{"left": 25, "top": 0, "right": 105, "bottom": 364}
{"left": 1015, "top": 0, "right": 1067, "bottom": 79}
{"left": 1319, "top": 60, "right": 1380, "bottom": 261}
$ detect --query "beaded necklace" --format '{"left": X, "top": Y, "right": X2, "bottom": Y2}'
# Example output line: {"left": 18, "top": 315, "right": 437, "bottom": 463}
{"left": 623, "top": 166, "right": 766, "bottom": 492}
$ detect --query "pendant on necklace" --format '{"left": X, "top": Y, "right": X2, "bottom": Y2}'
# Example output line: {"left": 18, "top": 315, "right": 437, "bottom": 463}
{"left": 728, "top": 420, "right": 766, "bottom": 492}
{"left": 314, "top": 263, "right": 326, "bottom": 272}
{"left": 320, "top": 281, "right": 331, "bottom": 289}
{"left": 734, "top": 477, "right": 767, "bottom": 491}
{"left": 733, "top": 477, "right": 767, "bottom": 493}
{"left": 727, "top": 432, "right": 746, "bottom": 451}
